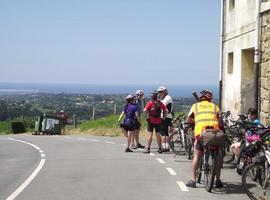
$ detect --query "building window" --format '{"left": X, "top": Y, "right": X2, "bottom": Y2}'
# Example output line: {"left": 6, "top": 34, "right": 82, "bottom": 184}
{"left": 229, "top": 0, "right": 235, "bottom": 10}
{"left": 227, "top": 52, "right": 234, "bottom": 74}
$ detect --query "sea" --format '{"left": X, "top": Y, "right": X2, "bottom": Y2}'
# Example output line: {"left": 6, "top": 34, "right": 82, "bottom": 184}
{"left": 0, "top": 83, "right": 219, "bottom": 98}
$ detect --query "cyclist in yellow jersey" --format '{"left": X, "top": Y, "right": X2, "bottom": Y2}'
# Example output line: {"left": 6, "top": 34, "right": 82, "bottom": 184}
{"left": 186, "top": 90, "right": 223, "bottom": 188}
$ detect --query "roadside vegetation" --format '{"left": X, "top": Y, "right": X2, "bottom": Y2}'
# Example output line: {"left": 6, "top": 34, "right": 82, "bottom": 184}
{"left": 0, "top": 111, "right": 189, "bottom": 137}
{"left": 67, "top": 112, "right": 188, "bottom": 137}
{"left": 0, "top": 117, "right": 35, "bottom": 134}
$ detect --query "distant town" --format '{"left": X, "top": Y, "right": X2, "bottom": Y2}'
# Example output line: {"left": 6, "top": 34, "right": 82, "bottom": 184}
{"left": 0, "top": 93, "right": 197, "bottom": 122}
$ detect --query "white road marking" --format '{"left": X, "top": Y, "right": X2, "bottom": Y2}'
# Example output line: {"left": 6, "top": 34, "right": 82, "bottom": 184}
{"left": 176, "top": 181, "right": 189, "bottom": 192}
{"left": 0, "top": 138, "right": 46, "bottom": 200}
{"left": 7, "top": 159, "right": 46, "bottom": 200}
{"left": 156, "top": 158, "right": 165, "bottom": 164}
{"left": 64, "top": 136, "right": 72, "bottom": 139}
{"left": 7, "top": 138, "right": 40, "bottom": 150}
{"left": 39, "top": 150, "right": 44, "bottom": 153}
{"left": 121, "top": 144, "right": 127, "bottom": 146}
{"left": 41, "top": 154, "right": 45, "bottom": 158}
{"left": 88, "top": 139, "right": 100, "bottom": 142}
{"left": 150, "top": 153, "right": 155, "bottom": 156}
{"left": 77, "top": 137, "right": 87, "bottom": 141}
{"left": 166, "top": 168, "right": 177, "bottom": 175}
{"left": 104, "top": 141, "right": 115, "bottom": 144}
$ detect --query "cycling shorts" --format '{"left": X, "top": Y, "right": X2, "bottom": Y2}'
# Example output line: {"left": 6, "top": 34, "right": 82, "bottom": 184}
{"left": 147, "top": 121, "right": 161, "bottom": 133}
{"left": 160, "top": 118, "right": 172, "bottom": 136}
{"left": 195, "top": 138, "right": 204, "bottom": 151}
{"left": 134, "top": 119, "right": 141, "bottom": 130}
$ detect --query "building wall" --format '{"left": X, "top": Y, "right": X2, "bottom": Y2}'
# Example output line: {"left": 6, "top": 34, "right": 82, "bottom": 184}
{"left": 221, "top": 0, "right": 270, "bottom": 125}
{"left": 222, "top": 0, "right": 256, "bottom": 118}
{"left": 260, "top": 9, "right": 270, "bottom": 124}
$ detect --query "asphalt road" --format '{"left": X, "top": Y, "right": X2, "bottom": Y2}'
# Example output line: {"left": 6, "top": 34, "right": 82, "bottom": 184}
{"left": 0, "top": 134, "right": 250, "bottom": 200}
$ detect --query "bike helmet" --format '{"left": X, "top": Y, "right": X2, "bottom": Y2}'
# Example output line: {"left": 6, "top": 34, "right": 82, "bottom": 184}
{"left": 199, "top": 90, "right": 213, "bottom": 101}
{"left": 157, "top": 86, "right": 167, "bottom": 92}
{"left": 135, "top": 89, "right": 144, "bottom": 96}
{"left": 150, "top": 90, "right": 158, "bottom": 100}
{"left": 125, "top": 94, "right": 135, "bottom": 101}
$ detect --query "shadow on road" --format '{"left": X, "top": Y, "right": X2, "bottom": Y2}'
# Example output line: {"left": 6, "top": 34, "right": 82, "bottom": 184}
{"left": 221, "top": 182, "right": 245, "bottom": 195}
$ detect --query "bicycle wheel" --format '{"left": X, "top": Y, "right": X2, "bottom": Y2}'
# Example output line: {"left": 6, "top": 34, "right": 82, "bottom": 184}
{"left": 263, "top": 161, "right": 269, "bottom": 189}
{"left": 204, "top": 152, "right": 216, "bottom": 192}
{"left": 186, "top": 136, "right": 193, "bottom": 160}
{"left": 223, "top": 138, "right": 235, "bottom": 164}
{"left": 242, "top": 163, "right": 266, "bottom": 200}
{"left": 169, "top": 131, "right": 184, "bottom": 155}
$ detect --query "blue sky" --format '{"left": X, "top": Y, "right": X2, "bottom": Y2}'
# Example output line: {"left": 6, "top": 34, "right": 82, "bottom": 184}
{"left": 0, "top": 0, "right": 221, "bottom": 86}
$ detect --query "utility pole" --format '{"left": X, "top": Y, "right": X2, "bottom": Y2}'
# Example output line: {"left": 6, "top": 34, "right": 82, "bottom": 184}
{"left": 113, "top": 102, "right": 117, "bottom": 115}
{"left": 73, "top": 114, "right": 77, "bottom": 128}
{"left": 92, "top": 108, "right": 96, "bottom": 120}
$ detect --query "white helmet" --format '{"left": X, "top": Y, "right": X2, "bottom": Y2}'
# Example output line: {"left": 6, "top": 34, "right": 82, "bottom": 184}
{"left": 157, "top": 86, "right": 167, "bottom": 92}
{"left": 125, "top": 94, "right": 135, "bottom": 100}
{"left": 135, "top": 89, "right": 144, "bottom": 96}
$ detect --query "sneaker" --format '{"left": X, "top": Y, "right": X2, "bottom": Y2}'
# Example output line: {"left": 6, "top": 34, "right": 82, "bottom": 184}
{"left": 125, "top": 148, "right": 133, "bottom": 152}
{"left": 162, "top": 148, "right": 167, "bottom": 152}
{"left": 186, "top": 179, "right": 196, "bottom": 188}
{"left": 136, "top": 143, "right": 145, "bottom": 148}
{"left": 144, "top": 148, "right": 150, "bottom": 154}
{"left": 131, "top": 144, "right": 137, "bottom": 149}
{"left": 157, "top": 148, "right": 163, "bottom": 154}
{"left": 215, "top": 179, "right": 224, "bottom": 188}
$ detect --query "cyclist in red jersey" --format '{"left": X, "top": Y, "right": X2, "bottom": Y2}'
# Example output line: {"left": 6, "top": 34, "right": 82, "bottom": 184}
{"left": 143, "top": 91, "right": 168, "bottom": 154}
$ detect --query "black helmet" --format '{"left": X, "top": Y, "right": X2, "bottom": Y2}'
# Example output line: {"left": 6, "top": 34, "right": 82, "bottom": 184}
{"left": 199, "top": 90, "right": 213, "bottom": 101}
{"left": 150, "top": 90, "right": 158, "bottom": 100}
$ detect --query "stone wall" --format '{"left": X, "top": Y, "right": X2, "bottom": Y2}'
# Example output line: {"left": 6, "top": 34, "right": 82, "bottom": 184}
{"left": 260, "top": 10, "right": 270, "bottom": 125}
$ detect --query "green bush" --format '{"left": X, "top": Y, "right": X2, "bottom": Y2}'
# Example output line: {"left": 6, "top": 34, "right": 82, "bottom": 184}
{"left": 11, "top": 122, "right": 26, "bottom": 134}
{"left": 0, "top": 122, "right": 11, "bottom": 134}
{"left": 0, "top": 117, "right": 36, "bottom": 135}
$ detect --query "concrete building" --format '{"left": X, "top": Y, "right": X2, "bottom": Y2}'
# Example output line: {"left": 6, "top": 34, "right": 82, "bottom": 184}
{"left": 220, "top": 0, "right": 270, "bottom": 125}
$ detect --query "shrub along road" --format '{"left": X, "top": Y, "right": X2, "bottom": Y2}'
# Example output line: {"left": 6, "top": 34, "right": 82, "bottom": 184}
{"left": 0, "top": 134, "right": 249, "bottom": 200}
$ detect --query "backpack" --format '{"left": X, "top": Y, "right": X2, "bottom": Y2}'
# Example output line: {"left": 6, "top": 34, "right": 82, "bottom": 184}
{"left": 151, "top": 100, "right": 161, "bottom": 118}
{"left": 199, "top": 129, "right": 225, "bottom": 147}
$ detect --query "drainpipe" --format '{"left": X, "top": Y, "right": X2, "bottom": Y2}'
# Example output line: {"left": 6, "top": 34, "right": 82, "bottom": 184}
{"left": 219, "top": 0, "right": 225, "bottom": 110}
{"left": 254, "top": 0, "right": 261, "bottom": 118}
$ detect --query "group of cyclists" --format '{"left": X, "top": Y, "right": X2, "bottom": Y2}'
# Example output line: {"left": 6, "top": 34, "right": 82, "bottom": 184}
{"left": 117, "top": 86, "right": 268, "bottom": 196}
{"left": 118, "top": 86, "right": 174, "bottom": 154}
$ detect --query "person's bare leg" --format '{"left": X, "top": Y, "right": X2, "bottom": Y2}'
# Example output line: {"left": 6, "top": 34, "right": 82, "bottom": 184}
{"left": 155, "top": 132, "right": 162, "bottom": 148}
{"left": 191, "top": 140, "right": 202, "bottom": 181}
{"left": 146, "top": 132, "right": 153, "bottom": 149}
{"left": 127, "top": 131, "right": 133, "bottom": 148}
{"left": 130, "top": 132, "right": 135, "bottom": 148}
{"left": 121, "top": 128, "right": 128, "bottom": 138}
{"left": 135, "top": 129, "right": 139, "bottom": 145}
{"left": 215, "top": 151, "right": 222, "bottom": 180}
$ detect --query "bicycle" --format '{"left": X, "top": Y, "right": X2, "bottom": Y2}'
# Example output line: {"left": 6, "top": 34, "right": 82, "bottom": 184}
{"left": 169, "top": 114, "right": 187, "bottom": 154}
{"left": 242, "top": 134, "right": 270, "bottom": 200}
{"left": 168, "top": 119, "right": 194, "bottom": 159}
{"left": 241, "top": 151, "right": 270, "bottom": 200}
{"left": 196, "top": 144, "right": 223, "bottom": 192}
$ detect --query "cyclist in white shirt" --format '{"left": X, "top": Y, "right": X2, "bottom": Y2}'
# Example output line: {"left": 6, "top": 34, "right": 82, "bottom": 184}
{"left": 157, "top": 86, "right": 173, "bottom": 152}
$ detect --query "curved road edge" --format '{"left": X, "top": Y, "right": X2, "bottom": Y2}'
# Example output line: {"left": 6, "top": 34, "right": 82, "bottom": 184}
{"left": 0, "top": 138, "right": 45, "bottom": 200}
